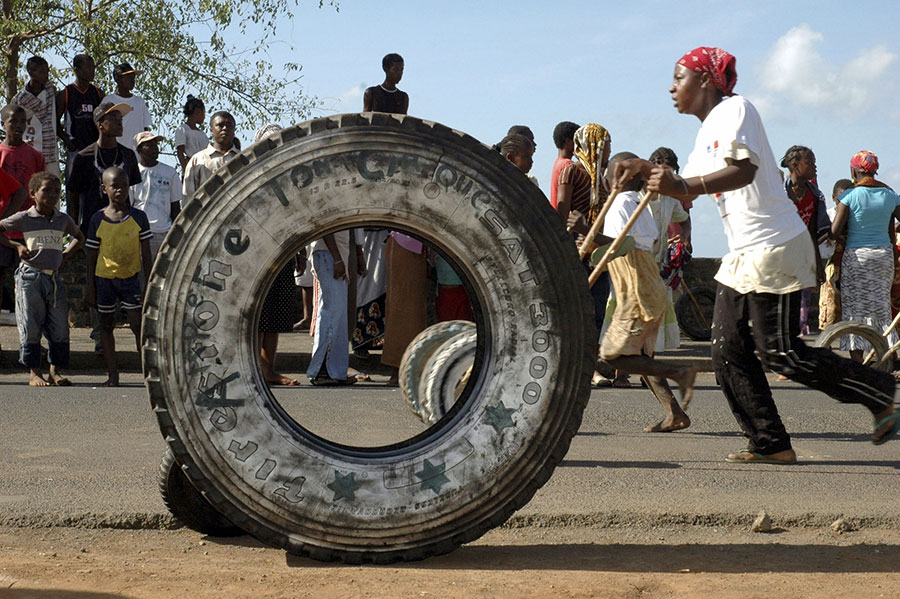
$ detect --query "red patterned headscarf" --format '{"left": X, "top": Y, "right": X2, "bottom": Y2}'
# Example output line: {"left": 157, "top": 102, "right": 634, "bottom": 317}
{"left": 850, "top": 150, "right": 879, "bottom": 175}
{"left": 678, "top": 47, "right": 737, "bottom": 96}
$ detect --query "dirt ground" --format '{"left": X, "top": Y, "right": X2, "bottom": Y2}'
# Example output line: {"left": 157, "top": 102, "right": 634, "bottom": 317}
{"left": 0, "top": 525, "right": 897, "bottom": 598}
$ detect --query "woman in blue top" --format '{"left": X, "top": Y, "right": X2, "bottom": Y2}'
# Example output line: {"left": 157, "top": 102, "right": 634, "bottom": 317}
{"left": 831, "top": 150, "right": 900, "bottom": 362}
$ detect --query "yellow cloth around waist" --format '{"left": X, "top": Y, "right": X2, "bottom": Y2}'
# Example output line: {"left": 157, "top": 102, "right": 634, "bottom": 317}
{"left": 607, "top": 248, "right": 668, "bottom": 323}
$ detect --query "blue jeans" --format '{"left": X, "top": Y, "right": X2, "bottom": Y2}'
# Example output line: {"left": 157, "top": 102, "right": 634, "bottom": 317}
{"left": 306, "top": 251, "right": 349, "bottom": 380}
{"left": 15, "top": 264, "right": 70, "bottom": 368}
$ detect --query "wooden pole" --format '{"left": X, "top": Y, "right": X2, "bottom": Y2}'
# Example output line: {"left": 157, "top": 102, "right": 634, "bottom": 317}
{"left": 587, "top": 191, "right": 654, "bottom": 287}
{"left": 680, "top": 280, "right": 710, "bottom": 330}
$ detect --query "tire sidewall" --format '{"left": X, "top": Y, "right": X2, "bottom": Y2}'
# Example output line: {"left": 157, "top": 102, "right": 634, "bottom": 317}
{"left": 143, "top": 114, "right": 594, "bottom": 558}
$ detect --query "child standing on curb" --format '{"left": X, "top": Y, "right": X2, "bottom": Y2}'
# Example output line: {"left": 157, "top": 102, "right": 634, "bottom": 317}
{"left": 85, "top": 166, "right": 152, "bottom": 386}
{"left": 0, "top": 172, "right": 83, "bottom": 386}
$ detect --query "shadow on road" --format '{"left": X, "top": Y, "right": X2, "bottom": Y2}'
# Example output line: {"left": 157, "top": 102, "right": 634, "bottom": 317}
{"left": 691, "top": 430, "right": 892, "bottom": 442}
{"left": 281, "top": 540, "right": 900, "bottom": 572}
{"left": 409, "top": 542, "right": 900, "bottom": 573}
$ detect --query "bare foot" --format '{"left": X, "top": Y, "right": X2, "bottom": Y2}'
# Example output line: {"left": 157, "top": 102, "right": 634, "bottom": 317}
{"left": 101, "top": 378, "right": 119, "bottom": 387}
{"left": 265, "top": 374, "right": 300, "bottom": 386}
{"left": 643, "top": 413, "right": 691, "bottom": 433}
{"left": 28, "top": 374, "right": 50, "bottom": 387}
{"left": 674, "top": 365, "right": 697, "bottom": 411}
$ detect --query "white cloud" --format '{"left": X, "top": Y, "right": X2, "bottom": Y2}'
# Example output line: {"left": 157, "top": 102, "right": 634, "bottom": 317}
{"left": 316, "top": 84, "right": 365, "bottom": 114}
{"left": 756, "top": 24, "right": 898, "bottom": 117}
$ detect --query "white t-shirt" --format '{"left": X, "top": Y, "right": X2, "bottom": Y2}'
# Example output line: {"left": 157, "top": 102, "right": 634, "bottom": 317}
{"left": 102, "top": 92, "right": 153, "bottom": 150}
{"left": 310, "top": 229, "right": 365, "bottom": 268}
{"left": 683, "top": 95, "right": 814, "bottom": 294}
{"left": 682, "top": 95, "right": 805, "bottom": 254}
{"left": 129, "top": 162, "right": 182, "bottom": 232}
{"left": 649, "top": 195, "right": 689, "bottom": 264}
{"left": 602, "top": 190, "right": 657, "bottom": 251}
{"left": 175, "top": 123, "right": 210, "bottom": 160}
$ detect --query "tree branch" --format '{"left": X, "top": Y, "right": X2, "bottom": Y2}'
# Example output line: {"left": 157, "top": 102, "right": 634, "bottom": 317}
{"left": 16, "top": 0, "right": 123, "bottom": 42}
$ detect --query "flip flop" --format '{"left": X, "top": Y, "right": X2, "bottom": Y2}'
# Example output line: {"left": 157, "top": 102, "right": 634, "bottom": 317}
{"left": 347, "top": 369, "right": 372, "bottom": 382}
{"left": 612, "top": 377, "right": 633, "bottom": 388}
{"left": 725, "top": 449, "right": 797, "bottom": 465}
{"left": 266, "top": 377, "right": 301, "bottom": 387}
{"left": 873, "top": 408, "right": 900, "bottom": 446}
{"left": 592, "top": 373, "right": 612, "bottom": 387}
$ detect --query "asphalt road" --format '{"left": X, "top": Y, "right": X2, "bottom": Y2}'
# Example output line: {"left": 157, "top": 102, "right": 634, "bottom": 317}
{"left": 1, "top": 371, "right": 898, "bottom": 530}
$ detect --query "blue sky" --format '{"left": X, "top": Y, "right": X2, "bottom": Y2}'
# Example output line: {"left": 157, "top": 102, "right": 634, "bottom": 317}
{"left": 235, "top": 1, "right": 900, "bottom": 257}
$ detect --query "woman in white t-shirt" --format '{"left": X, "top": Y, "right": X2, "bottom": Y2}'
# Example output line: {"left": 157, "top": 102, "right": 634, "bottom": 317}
{"left": 175, "top": 95, "right": 210, "bottom": 172}
{"left": 614, "top": 46, "right": 898, "bottom": 463}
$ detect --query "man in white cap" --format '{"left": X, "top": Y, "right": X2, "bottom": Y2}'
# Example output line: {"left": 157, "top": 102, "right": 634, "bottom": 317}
{"left": 102, "top": 63, "right": 152, "bottom": 151}
{"left": 130, "top": 131, "right": 181, "bottom": 260}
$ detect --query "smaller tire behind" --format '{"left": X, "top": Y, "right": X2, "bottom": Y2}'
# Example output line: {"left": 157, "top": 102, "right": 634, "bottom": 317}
{"left": 158, "top": 448, "right": 245, "bottom": 537}
{"left": 814, "top": 321, "right": 893, "bottom": 372}
{"left": 675, "top": 285, "right": 716, "bottom": 341}
{"left": 398, "top": 320, "right": 476, "bottom": 418}
{"left": 419, "top": 330, "right": 477, "bottom": 424}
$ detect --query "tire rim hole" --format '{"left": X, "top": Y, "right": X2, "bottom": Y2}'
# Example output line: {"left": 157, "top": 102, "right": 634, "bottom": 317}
{"left": 252, "top": 224, "right": 488, "bottom": 453}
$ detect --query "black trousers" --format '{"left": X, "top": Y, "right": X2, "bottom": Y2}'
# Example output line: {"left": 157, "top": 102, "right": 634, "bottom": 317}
{"left": 711, "top": 283, "right": 894, "bottom": 454}
{"left": 583, "top": 260, "right": 610, "bottom": 339}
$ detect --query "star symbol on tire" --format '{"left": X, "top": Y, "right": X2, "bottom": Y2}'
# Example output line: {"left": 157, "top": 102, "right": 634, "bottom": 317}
{"left": 484, "top": 401, "right": 516, "bottom": 433}
{"left": 415, "top": 459, "right": 450, "bottom": 495}
{"left": 327, "top": 470, "right": 360, "bottom": 502}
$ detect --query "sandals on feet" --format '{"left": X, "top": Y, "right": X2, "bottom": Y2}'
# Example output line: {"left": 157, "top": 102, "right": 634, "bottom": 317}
{"left": 873, "top": 408, "right": 900, "bottom": 446}
{"left": 612, "top": 377, "right": 632, "bottom": 388}
{"left": 592, "top": 373, "right": 612, "bottom": 387}
{"left": 725, "top": 449, "right": 797, "bottom": 465}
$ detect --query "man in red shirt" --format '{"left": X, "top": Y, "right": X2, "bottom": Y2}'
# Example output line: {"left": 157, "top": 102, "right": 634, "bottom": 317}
{"left": 549, "top": 121, "right": 579, "bottom": 210}
{"left": 0, "top": 105, "right": 45, "bottom": 189}
{"left": 0, "top": 163, "right": 26, "bottom": 331}
{"left": 0, "top": 104, "right": 45, "bottom": 308}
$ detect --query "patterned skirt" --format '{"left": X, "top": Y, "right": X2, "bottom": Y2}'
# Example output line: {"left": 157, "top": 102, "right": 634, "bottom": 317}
{"left": 840, "top": 246, "right": 898, "bottom": 351}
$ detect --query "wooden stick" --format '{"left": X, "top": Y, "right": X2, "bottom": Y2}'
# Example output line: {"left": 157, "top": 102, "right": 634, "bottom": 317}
{"left": 681, "top": 280, "right": 710, "bottom": 330}
{"left": 577, "top": 187, "right": 621, "bottom": 261}
{"left": 587, "top": 190, "right": 654, "bottom": 287}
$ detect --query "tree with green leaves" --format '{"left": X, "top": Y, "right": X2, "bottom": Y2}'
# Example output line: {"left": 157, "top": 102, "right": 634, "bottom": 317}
{"left": 0, "top": 0, "right": 335, "bottom": 135}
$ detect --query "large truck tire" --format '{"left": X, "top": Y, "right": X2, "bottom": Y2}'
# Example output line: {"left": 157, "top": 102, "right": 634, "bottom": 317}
{"left": 398, "top": 320, "right": 476, "bottom": 419}
{"left": 158, "top": 448, "right": 245, "bottom": 537}
{"left": 142, "top": 112, "right": 596, "bottom": 563}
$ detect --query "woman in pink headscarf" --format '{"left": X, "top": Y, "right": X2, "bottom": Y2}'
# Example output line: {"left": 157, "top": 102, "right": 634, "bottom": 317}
{"left": 609, "top": 47, "right": 899, "bottom": 464}
{"left": 830, "top": 151, "right": 900, "bottom": 362}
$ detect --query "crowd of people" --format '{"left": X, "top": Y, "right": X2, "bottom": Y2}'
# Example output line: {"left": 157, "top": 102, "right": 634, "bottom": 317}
{"left": 0, "top": 53, "right": 213, "bottom": 386}
{"left": 0, "top": 46, "right": 897, "bottom": 460}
